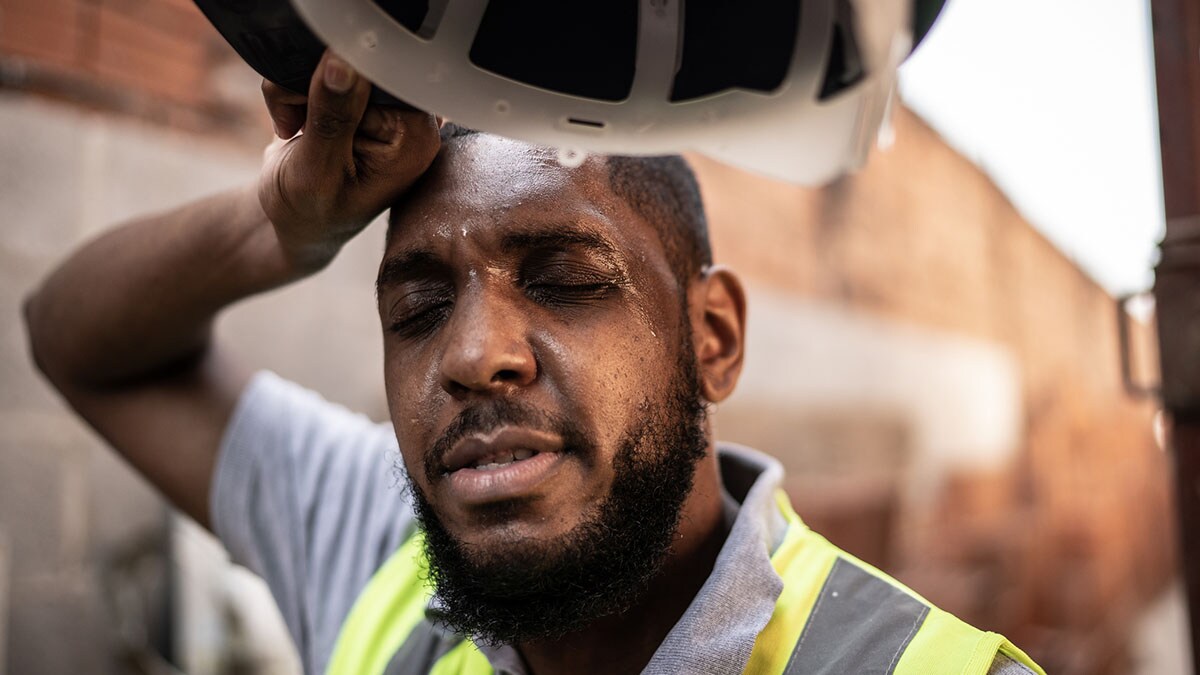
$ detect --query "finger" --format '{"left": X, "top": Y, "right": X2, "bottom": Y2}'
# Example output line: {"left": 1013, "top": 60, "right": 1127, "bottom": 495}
{"left": 357, "top": 108, "right": 437, "bottom": 145}
{"left": 261, "top": 80, "right": 307, "bottom": 139}
{"left": 352, "top": 113, "right": 442, "bottom": 180}
{"left": 357, "top": 106, "right": 396, "bottom": 144}
{"left": 299, "top": 50, "right": 372, "bottom": 172}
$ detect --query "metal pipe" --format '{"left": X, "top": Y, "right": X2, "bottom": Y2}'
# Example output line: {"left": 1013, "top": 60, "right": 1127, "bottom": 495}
{"left": 1148, "top": 0, "right": 1200, "bottom": 667}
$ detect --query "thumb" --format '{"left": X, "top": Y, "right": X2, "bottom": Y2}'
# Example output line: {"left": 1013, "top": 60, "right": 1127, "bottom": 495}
{"left": 299, "top": 50, "right": 371, "bottom": 174}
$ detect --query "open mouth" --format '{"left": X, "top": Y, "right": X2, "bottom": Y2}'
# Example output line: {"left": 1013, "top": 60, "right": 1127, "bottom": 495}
{"left": 467, "top": 448, "right": 542, "bottom": 471}
{"left": 438, "top": 427, "right": 567, "bottom": 503}
{"left": 441, "top": 426, "right": 563, "bottom": 474}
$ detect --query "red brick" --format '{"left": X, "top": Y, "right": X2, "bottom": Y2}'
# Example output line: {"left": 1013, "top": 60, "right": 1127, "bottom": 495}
{"left": 91, "top": 4, "right": 210, "bottom": 106}
{"left": 0, "top": 0, "right": 83, "bottom": 69}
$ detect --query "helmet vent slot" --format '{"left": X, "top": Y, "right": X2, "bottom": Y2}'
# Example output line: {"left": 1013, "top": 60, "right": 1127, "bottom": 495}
{"left": 369, "top": 0, "right": 431, "bottom": 37}
{"left": 818, "top": 0, "right": 865, "bottom": 100}
{"left": 669, "top": 0, "right": 800, "bottom": 103}
{"left": 469, "top": 0, "right": 638, "bottom": 102}
{"left": 566, "top": 117, "right": 607, "bottom": 129}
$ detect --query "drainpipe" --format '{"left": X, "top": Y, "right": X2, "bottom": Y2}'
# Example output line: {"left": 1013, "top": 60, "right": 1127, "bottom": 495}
{"left": 1149, "top": 0, "right": 1200, "bottom": 667}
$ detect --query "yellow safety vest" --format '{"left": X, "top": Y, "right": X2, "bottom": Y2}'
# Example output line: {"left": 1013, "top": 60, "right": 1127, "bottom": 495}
{"left": 327, "top": 491, "right": 1044, "bottom": 675}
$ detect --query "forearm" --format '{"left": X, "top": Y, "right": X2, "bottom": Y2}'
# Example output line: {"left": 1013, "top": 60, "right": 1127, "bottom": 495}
{"left": 25, "top": 184, "right": 310, "bottom": 388}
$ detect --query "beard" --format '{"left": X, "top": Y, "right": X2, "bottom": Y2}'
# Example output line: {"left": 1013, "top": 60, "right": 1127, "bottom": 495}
{"left": 404, "top": 337, "right": 709, "bottom": 646}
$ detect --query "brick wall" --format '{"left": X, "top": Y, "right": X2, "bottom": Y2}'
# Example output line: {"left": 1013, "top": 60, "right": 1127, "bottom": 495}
{"left": 0, "top": 0, "right": 266, "bottom": 139}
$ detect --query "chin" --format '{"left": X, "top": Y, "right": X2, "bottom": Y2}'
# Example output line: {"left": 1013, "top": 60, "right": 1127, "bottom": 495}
{"left": 443, "top": 500, "right": 589, "bottom": 551}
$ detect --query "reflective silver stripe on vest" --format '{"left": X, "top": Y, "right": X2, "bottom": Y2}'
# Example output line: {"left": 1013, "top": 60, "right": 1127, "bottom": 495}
{"left": 784, "top": 557, "right": 930, "bottom": 675}
{"left": 383, "top": 619, "right": 462, "bottom": 675}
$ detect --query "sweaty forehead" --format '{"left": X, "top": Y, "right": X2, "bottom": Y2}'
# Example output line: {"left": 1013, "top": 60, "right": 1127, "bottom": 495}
{"left": 390, "top": 135, "right": 617, "bottom": 240}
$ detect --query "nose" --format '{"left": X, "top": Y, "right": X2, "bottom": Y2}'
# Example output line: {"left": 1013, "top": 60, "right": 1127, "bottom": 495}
{"left": 438, "top": 290, "right": 537, "bottom": 398}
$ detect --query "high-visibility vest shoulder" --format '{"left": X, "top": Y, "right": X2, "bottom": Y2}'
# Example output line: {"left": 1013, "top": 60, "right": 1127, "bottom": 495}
{"left": 746, "top": 491, "right": 1044, "bottom": 675}
{"left": 327, "top": 491, "right": 1044, "bottom": 674}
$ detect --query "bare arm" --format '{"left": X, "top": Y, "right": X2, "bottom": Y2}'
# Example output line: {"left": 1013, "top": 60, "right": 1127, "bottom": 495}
{"left": 24, "top": 187, "right": 293, "bottom": 527}
{"left": 23, "top": 51, "right": 440, "bottom": 528}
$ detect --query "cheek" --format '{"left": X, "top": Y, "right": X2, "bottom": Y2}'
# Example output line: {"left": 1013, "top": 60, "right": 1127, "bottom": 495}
{"left": 538, "top": 312, "right": 676, "bottom": 448}
{"left": 383, "top": 343, "right": 442, "bottom": 483}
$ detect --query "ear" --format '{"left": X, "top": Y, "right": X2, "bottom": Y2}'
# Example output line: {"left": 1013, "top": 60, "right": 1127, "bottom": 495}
{"left": 689, "top": 266, "right": 747, "bottom": 403}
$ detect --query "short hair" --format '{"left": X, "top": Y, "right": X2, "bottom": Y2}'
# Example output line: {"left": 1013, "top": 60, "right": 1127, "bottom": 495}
{"left": 434, "top": 124, "right": 712, "bottom": 285}
{"left": 605, "top": 154, "right": 711, "bottom": 284}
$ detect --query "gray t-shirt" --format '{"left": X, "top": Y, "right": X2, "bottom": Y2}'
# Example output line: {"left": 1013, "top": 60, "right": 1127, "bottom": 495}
{"left": 212, "top": 371, "right": 416, "bottom": 674}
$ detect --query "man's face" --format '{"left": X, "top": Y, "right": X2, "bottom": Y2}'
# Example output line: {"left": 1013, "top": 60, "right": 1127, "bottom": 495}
{"left": 376, "top": 136, "right": 711, "bottom": 641}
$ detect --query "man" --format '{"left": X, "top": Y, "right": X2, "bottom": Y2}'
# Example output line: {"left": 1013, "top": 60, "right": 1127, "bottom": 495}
{"left": 24, "top": 52, "right": 1042, "bottom": 674}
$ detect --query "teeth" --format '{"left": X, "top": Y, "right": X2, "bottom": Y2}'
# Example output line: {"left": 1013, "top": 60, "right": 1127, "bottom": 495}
{"left": 470, "top": 449, "right": 538, "bottom": 470}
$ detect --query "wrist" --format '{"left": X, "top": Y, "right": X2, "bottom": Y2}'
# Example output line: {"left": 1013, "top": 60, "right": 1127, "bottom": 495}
{"left": 230, "top": 184, "right": 332, "bottom": 287}
{"left": 275, "top": 235, "right": 342, "bottom": 276}
{"left": 236, "top": 180, "right": 338, "bottom": 277}
{"left": 253, "top": 181, "right": 353, "bottom": 277}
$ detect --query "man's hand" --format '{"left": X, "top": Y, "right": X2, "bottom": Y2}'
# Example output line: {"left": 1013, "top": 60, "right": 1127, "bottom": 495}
{"left": 259, "top": 50, "right": 441, "bottom": 271}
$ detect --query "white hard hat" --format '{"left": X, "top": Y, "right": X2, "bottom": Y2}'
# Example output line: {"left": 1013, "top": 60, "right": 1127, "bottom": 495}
{"left": 198, "top": 0, "right": 945, "bottom": 184}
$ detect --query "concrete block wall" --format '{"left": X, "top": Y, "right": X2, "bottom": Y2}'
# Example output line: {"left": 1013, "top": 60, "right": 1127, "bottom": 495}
{"left": 0, "top": 94, "right": 270, "bottom": 674}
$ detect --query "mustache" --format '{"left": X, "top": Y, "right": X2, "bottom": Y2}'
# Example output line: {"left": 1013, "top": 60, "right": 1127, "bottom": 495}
{"left": 425, "top": 400, "right": 585, "bottom": 483}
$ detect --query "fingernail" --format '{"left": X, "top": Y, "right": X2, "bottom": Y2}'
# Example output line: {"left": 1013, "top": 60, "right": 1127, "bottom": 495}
{"left": 324, "top": 55, "right": 356, "bottom": 93}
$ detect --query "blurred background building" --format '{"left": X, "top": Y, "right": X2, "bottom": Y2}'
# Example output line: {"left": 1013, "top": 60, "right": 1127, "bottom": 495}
{"left": 0, "top": 0, "right": 1189, "bottom": 673}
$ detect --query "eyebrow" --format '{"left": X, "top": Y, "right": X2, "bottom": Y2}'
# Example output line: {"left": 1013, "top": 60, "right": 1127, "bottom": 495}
{"left": 375, "top": 250, "right": 445, "bottom": 298}
{"left": 375, "top": 223, "right": 623, "bottom": 297}
{"left": 500, "top": 228, "right": 619, "bottom": 259}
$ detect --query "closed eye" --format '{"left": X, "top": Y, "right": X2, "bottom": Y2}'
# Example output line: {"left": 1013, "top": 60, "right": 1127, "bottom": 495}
{"left": 387, "top": 287, "right": 454, "bottom": 340}
{"left": 522, "top": 255, "right": 626, "bottom": 307}
{"left": 525, "top": 281, "right": 619, "bottom": 307}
